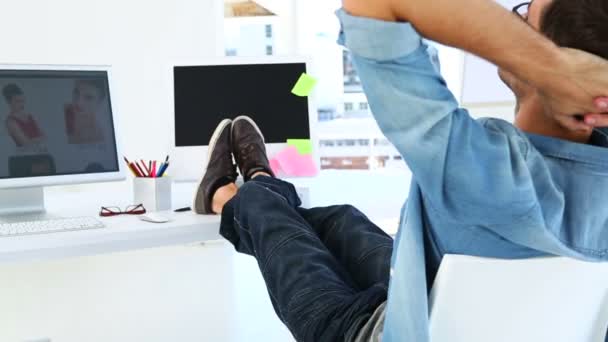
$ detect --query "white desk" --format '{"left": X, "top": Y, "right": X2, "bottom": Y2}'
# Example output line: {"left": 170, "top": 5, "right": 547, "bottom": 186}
{"left": 0, "top": 243, "right": 296, "bottom": 342}
{"left": 0, "top": 181, "right": 222, "bottom": 264}
{"left": 0, "top": 169, "right": 412, "bottom": 265}
{"left": 0, "top": 170, "right": 412, "bottom": 341}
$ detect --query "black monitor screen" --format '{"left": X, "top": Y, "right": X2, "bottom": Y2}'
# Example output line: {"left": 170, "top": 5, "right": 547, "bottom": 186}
{"left": 0, "top": 70, "right": 119, "bottom": 179}
{"left": 174, "top": 63, "right": 310, "bottom": 146}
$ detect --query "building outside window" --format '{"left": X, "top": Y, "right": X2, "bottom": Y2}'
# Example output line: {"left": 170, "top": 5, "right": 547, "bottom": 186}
{"left": 374, "top": 138, "right": 391, "bottom": 147}
{"left": 224, "top": 2, "right": 277, "bottom": 57}
{"left": 265, "top": 24, "right": 273, "bottom": 38}
{"left": 343, "top": 50, "right": 361, "bottom": 91}
{"left": 224, "top": 0, "right": 404, "bottom": 172}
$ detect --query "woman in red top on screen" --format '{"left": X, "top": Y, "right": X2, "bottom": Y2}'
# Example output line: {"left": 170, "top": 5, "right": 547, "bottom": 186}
{"left": 64, "top": 79, "right": 105, "bottom": 145}
{"left": 3, "top": 83, "right": 45, "bottom": 147}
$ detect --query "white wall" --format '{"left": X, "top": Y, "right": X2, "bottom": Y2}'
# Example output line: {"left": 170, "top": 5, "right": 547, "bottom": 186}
{"left": 0, "top": 0, "right": 222, "bottom": 162}
{"left": 294, "top": 0, "right": 343, "bottom": 110}
{"left": 461, "top": 0, "right": 522, "bottom": 106}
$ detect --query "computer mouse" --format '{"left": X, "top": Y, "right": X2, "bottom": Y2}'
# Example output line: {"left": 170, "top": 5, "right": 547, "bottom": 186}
{"left": 138, "top": 213, "right": 171, "bottom": 223}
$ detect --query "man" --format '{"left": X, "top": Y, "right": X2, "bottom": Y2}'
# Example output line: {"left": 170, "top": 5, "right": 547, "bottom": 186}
{"left": 194, "top": 0, "right": 608, "bottom": 341}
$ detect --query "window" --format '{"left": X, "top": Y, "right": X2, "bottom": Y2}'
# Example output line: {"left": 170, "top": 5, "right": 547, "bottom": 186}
{"left": 224, "top": 0, "right": 406, "bottom": 178}
{"left": 343, "top": 50, "right": 361, "bottom": 90}
{"left": 374, "top": 138, "right": 390, "bottom": 146}
{"left": 318, "top": 109, "right": 336, "bottom": 122}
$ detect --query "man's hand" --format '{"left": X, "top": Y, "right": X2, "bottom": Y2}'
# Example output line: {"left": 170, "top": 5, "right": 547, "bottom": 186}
{"left": 538, "top": 48, "right": 608, "bottom": 131}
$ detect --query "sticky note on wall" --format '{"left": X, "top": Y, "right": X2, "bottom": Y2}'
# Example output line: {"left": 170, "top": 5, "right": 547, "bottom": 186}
{"left": 291, "top": 73, "right": 318, "bottom": 97}
{"left": 274, "top": 146, "right": 318, "bottom": 177}
{"left": 287, "top": 139, "right": 313, "bottom": 155}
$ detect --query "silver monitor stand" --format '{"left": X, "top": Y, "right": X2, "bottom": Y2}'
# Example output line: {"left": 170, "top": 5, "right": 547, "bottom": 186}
{"left": 0, "top": 187, "right": 51, "bottom": 222}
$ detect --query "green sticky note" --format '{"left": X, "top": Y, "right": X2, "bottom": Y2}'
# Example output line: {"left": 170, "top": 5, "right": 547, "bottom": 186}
{"left": 287, "top": 139, "right": 313, "bottom": 155}
{"left": 291, "top": 73, "right": 318, "bottom": 97}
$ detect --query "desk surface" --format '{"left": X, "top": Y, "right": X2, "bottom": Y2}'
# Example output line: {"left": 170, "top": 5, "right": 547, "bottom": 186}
{"left": 0, "top": 170, "right": 412, "bottom": 264}
{"left": 0, "top": 182, "right": 221, "bottom": 264}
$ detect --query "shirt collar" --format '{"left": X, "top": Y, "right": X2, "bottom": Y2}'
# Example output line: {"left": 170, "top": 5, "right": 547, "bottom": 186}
{"left": 526, "top": 131, "right": 608, "bottom": 168}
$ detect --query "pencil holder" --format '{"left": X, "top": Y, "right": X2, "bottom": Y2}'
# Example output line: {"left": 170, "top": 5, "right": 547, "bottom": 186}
{"left": 133, "top": 176, "right": 172, "bottom": 212}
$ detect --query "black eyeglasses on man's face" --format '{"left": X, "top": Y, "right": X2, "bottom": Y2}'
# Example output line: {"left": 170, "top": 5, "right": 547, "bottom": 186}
{"left": 512, "top": 1, "right": 532, "bottom": 20}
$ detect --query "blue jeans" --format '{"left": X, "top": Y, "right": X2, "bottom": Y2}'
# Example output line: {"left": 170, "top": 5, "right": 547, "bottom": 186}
{"left": 220, "top": 176, "right": 393, "bottom": 342}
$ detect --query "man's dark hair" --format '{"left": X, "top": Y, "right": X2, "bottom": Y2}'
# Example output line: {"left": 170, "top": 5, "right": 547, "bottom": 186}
{"left": 541, "top": 0, "right": 608, "bottom": 60}
{"left": 2, "top": 83, "right": 23, "bottom": 103}
{"left": 77, "top": 79, "right": 107, "bottom": 101}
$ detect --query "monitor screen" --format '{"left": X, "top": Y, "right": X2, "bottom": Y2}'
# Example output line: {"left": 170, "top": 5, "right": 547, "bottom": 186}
{"left": 0, "top": 70, "right": 119, "bottom": 179}
{"left": 174, "top": 63, "right": 311, "bottom": 146}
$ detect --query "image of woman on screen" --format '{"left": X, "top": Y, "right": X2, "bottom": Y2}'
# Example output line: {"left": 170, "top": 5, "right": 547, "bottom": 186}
{"left": 2, "top": 83, "right": 46, "bottom": 148}
{"left": 64, "top": 79, "right": 106, "bottom": 145}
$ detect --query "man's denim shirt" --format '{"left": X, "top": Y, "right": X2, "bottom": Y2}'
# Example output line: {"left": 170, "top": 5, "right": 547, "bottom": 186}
{"left": 337, "top": 9, "right": 608, "bottom": 342}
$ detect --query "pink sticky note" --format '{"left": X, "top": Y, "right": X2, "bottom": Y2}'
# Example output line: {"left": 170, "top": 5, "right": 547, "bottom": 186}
{"left": 294, "top": 154, "right": 319, "bottom": 177}
{"left": 270, "top": 158, "right": 282, "bottom": 176}
{"left": 275, "top": 146, "right": 318, "bottom": 177}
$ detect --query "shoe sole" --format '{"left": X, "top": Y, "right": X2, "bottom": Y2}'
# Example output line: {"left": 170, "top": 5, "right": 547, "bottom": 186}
{"left": 232, "top": 115, "right": 266, "bottom": 144}
{"left": 193, "top": 118, "right": 233, "bottom": 214}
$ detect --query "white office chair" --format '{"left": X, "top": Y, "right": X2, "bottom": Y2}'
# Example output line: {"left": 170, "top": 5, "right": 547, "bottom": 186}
{"left": 429, "top": 255, "right": 608, "bottom": 342}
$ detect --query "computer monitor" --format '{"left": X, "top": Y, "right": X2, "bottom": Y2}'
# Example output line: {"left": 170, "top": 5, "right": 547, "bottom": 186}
{"left": 0, "top": 65, "right": 124, "bottom": 216}
{"left": 170, "top": 57, "right": 317, "bottom": 181}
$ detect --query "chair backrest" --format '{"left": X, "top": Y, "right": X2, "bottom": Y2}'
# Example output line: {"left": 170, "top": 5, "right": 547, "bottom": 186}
{"left": 429, "top": 255, "right": 608, "bottom": 342}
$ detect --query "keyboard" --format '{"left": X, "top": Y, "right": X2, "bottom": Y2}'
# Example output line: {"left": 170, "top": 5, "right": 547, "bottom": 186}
{"left": 0, "top": 217, "right": 105, "bottom": 237}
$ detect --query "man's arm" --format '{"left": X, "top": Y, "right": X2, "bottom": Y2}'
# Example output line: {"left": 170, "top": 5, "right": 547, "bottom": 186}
{"left": 344, "top": 0, "right": 608, "bottom": 129}
{"left": 338, "top": 10, "right": 539, "bottom": 224}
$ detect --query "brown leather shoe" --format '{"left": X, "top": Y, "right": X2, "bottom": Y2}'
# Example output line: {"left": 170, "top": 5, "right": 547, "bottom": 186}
{"left": 231, "top": 115, "right": 275, "bottom": 182}
{"left": 193, "top": 119, "right": 238, "bottom": 214}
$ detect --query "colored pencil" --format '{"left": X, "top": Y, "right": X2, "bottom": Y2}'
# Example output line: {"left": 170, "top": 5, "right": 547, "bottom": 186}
{"left": 151, "top": 161, "right": 157, "bottom": 178}
{"left": 143, "top": 160, "right": 153, "bottom": 177}
{"left": 160, "top": 162, "right": 170, "bottom": 177}
{"left": 123, "top": 157, "right": 139, "bottom": 177}
{"left": 140, "top": 159, "right": 151, "bottom": 176}
{"left": 133, "top": 162, "right": 145, "bottom": 177}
